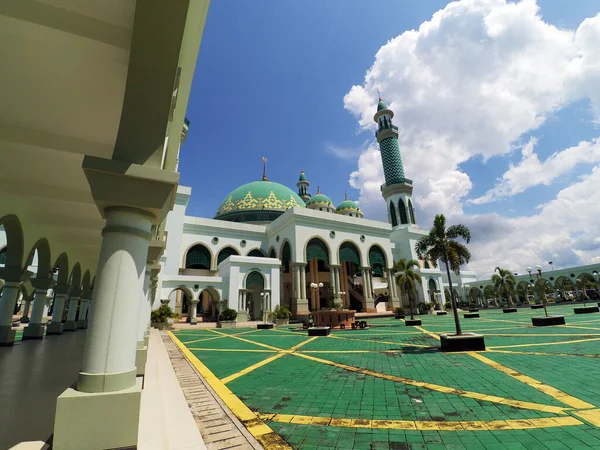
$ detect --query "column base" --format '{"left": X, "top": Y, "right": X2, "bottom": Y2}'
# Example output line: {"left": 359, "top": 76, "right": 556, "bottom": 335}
{"left": 237, "top": 311, "right": 248, "bottom": 322}
{"left": 76, "top": 319, "right": 88, "bottom": 329}
{"left": 46, "top": 322, "right": 64, "bottom": 335}
{"left": 390, "top": 297, "right": 401, "bottom": 309}
{"left": 135, "top": 346, "right": 148, "bottom": 376}
{"left": 63, "top": 320, "right": 77, "bottom": 331}
{"left": 143, "top": 333, "right": 149, "bottom": 347}
{"left": 54, "top": 377, "right": 142, "bottom": 450}
{"left": 22, "top": 323, "right": 45, "bottom": 340}
{"left": 20, "top": 316, "right": 30, "bottom": 323}
{"left": 0, "top": 325, "right": 16, "bottom": 346}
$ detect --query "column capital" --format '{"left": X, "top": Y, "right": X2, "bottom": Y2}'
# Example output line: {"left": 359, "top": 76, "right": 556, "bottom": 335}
{"left": 147, "top": 240, "right": 166, "bottom": 265}
{"left": 329, "top": 264, "right": 341, "bottom": 269}
{"left": 31, "top": 278, "right": 53, "bottom": 290}
{"left": 82, "top": 155, "right": 179, "bottom": 225}
{"left": 291, "top": 262, "right": 307, "bottom": 268}
{"left": 53, "top": 284, "right": 69, "bottom": 294}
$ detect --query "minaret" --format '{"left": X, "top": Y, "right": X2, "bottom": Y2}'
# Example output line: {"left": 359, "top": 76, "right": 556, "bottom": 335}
{"left": 374, "top": 97, "right": 417, "bottom": 227}
{"left": 296, "top": 170, "right": 310, "bottom": 202}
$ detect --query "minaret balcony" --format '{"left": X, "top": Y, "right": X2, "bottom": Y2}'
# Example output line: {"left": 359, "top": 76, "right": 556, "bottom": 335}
{"left": 375, "top": 125, "right": 399, "bottom": 140}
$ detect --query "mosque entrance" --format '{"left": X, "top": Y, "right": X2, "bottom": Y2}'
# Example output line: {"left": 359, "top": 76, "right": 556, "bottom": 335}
{"left": 245, "top": 271, "right": 265, "bottom": 320}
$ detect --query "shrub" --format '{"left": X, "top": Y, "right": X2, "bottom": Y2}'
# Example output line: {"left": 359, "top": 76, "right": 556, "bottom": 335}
{"left": 151, "top": 304, "right": 174, "bottom": 323}
{"left": 219, "top": 308, "right": 237, "bottom": 322}
{"left": 273, "top": 305, "right": 291, "bottom": 319}
{"left": 394, "top": 307, "right": 405, "bottom": 315}
{"left": 444, "top": 301, "right": 452, "bottom": 310}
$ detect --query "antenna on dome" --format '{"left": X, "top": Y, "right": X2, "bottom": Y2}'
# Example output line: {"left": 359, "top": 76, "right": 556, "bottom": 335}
{"left": 377, "top": 89, "right": 382, "bottom": 102}
{"left": 261, "top": 156, "right": 268, "bottom": 181}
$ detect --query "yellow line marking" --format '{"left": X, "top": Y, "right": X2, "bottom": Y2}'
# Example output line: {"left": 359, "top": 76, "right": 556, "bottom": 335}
{"left": 168, "top": 331, "right": 292, "bottom": 449}
{"left": 328, "top": 334, "right": 431, "bottom": 348}
{"left": 488, "top": 349, "right": 600, "bottom": 359}
{"left": 489, "top": 337, "right": 600, "bottom": 349}
{"left": 207, "top": 329, "right": 285, "bottom": 351}
{"left": 468, "top": 352, "right": 595, "bottom": 410}
{"left": 188, "top": 348, "right": 277, "bottom": 353}
{"left": 257, "top": 413, "right": 582, "bottom": 431}
{"left": 290, "top": 352, "right": 566, "bottom": 413}
{"left": 415, "top": 326, "right": 440, "bottom": 340}
{"left": 572, "top": 409, "right": 600, "bottom": 427}
{"left": 560, "top": 325, "right": 600, "bottom": 331}
{"left": 180, "top": 329, "right": 259, "bottom": 345}
{"left": 485, "top": 333, "right": 600, "bottom": 337}
{"left": 221, "top": 337, "right": 318, "bottom": 385}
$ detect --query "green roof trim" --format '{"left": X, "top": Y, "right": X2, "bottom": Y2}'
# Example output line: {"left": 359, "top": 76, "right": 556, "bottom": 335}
{"left": 299, "top": 171, "right": 307, "bottom": 182}
{"left": 336, "top": 199, "right": 360, "bottom": 212}
{"left": 306, "top": 193, "right": 333, "bottom": 207}
{"left": 377, "top": 100, "right": 388, "bottom": 111}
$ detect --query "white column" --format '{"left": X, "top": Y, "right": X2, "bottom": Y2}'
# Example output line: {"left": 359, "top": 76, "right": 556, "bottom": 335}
{"left": 0, "top": 281, "right": 21, "bottom": 327}
{"left": 78, "top": 207, "right": 153, "bottom": 393}
{"left": 23, "top": 288, "right": 51, "bottom": 340}
{"left": 362, "top": 267, "right": 375, "bottom": 311}
{"left": 137, "top": 263, "right": 152, "bottom": 342}
{"left": 77, "top": 298, "right": 90, "bottom": 328}
{"left": 300, "top": 265, "right": 307, "bottom": 300}
{"left": 20, "top": 297, "right": 32, "bottom": 323}
{"left": 47, "top": 288, "right": 68, "bottom": 334}
{"left": 330, "top": 268, "right": 340, "bottom": 301}
{"left": 189, "top": 300, "right": 199, "bottom": 324}
{"left": 386, "top": 269, "right": 400, "bottom": 308}
{"left": 42, "top": 295, "right": 51, "bottom": 324}
{"left": 64, "top": 294, "right": 81, "bottom": 331}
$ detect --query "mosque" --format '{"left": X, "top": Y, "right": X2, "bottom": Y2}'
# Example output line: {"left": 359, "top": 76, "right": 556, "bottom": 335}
{"left": 158, "top": 99, "right": 477, "bottom": 321}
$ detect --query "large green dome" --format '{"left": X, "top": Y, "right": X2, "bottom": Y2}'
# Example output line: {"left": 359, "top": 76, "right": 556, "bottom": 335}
{"left": 215, "top": 180, "right": 305, "bottom": 223}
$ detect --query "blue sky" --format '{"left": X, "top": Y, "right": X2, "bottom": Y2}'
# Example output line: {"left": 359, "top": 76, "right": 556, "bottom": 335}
{"left": 180, "top": 0, "right": 600, "bottom": 275}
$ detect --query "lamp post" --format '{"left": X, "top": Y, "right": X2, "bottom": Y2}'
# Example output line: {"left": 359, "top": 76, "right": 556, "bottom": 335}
{"left": 260, "top": 291, "right": 270, "bottom": 324}
{"left": 339, "top": 291, "right": 346, "bottom": 309}
{"left": 310, "top": 282, "right": 323, "bottom": 310}
{"left": 548, "top": 261, "right": 554, "bottom": 271}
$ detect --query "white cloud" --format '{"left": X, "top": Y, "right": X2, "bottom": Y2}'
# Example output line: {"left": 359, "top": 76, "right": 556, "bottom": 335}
{"left": 325, "top": 141, "right": 369, "bottom": 161}
{"left": 471, "top": 137, "right": 600, "bottom": 204}
{"left": 342, "top": 0, "right": 600, "bottom": 276}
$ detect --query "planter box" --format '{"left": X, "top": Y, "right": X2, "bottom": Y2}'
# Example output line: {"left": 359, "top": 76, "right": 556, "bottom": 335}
{"left": 464, "top": 313, "right": 480, "bottom": 318}
{"left": 394, "top": 315, "right": 405, "bottom": 320}
{"left": 217, "top": 320, "right": 237, "bottom": 329}
{"left": 503, "top": 308, "right": 518, "bottom": 313}
{"left": 275, "top": 318, "right": 289, "bottom": 326}
{"left": 469, "top": 308, "right": 479, "bottom": 312}
{"left": 257, "top": 323, "right": 274, "bottom": 330}
{"left": 440, "top": 333, "right": 485, "bottom": 352}
{"left": 574, "top": 306, "right": 600, "bottom": 314}
{"left": 436, "top": 311, "right": 447, "bottom": 316}
{"left": 532, "top": 316, "right": 565, "bottom": 326}
{"left": 405, "top": 319, "right": 422, "bottom": 326}
{"left": 530, "top": 304, "right": 544, "bottom": 309}
{"left": 151, "top": 322, "right": 169, "bottom": 330}
{"left": 308, "top": 327, "right": 330, "bottom": 336}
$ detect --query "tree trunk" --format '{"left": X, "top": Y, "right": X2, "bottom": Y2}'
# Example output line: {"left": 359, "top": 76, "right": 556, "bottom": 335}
{"left": 444, "top": 256, "right": 462, "bottom": 336}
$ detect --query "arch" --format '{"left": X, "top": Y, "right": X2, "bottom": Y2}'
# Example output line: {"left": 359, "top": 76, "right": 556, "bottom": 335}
{"left": 247, "top": 248, "right": 266, "bottom": 257}
{"left": 24, "top": 238, "right": 52, "bottom": 278}
{"left": 0, "top": 247, "right": 6, "bottom": 265}
{"left": 81, "top": 270, "right": 91, "bottom": 293}
{"left": 305, "top": 237, "right": 330, "bottom": 264}
{"left": 280, "top": 240, "right": 292, "bottom": 273}
{"left": 368, "top": 245, "right": 386, "bottom": 277}
{"left": 0, "top": 214, "right": 25, "bottom": 268}
{"left": 339, "top": 241, "right": 361, "bottom": 266}
{"left": 184, "top": 243, "right": 212, "bottom": 270}
{"left": 52, "top": 252, "right": 69, "bottom": 285}
{"left": 398, "top": 199, "right": 408, "bottom": 224}
{"left": 408, "top": 199, "right": 416, "bottom": 224}
{"left": 428, "top": 278, "right": 437, "bottom": 291}
{"left": 168, "top": 285, "right": 194, "bottom": 301}
{"left": 217, "top": 246, "right": 240, "bottom": 266}
{"left": 245, "top": 270, "right": 265, "bottom": 289}
{"left": 424, "top": 259, "right": 431, "bottom": 269}
{"left": 389, "top": 202, "right": 398, "bottom": 227}
{"left": 69, "top": 263, "right": 81, "bottom": 291}
{"left": 268, "top": 247, "right": 277, "bottom": 258}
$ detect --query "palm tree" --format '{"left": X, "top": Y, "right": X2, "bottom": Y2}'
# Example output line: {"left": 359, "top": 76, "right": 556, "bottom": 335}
{"left": 491, "top": 267, "right": 516, "bottom": 307}
{"left": 393, "top": 259, "right": 422, "bottom": 320}
{"left": 415, "top": 214, "right": 471, "bottom": 335}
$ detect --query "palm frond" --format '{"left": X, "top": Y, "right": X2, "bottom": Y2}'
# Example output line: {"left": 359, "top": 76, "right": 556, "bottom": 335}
{"left": 447, "top": 224, "right": 471, "bottom": 243}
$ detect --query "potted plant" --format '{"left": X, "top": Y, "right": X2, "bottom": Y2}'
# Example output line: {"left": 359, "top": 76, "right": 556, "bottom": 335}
{"left": 394, "top": 307, "right": 405, "bottom": 319}
{"left": 217, "top": 308, "right": 238, "bottom": 329}
{"left": 273, "top": 305, "right": 291, "bottom": 326}
{"left": 151, "top": 304, "right": 174, "bottom": 330}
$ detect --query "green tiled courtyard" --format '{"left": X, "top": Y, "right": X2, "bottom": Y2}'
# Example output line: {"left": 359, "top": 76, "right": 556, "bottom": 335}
{"left": 172, "top": 305, "right": 600, "bottom": 450}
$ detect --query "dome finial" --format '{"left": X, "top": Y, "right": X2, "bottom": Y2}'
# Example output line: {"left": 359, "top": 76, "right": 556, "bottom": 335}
{"left": 345, "top": 190, "right": 348, "bottom": 201}
{"left": 317, "top": 186, "right": 321, "bottom": 194}
{"left": 378, "top": 89, "right": 382, "bottom": 103}
{"left": 261, "top": 156, "right": 268, "bottom": 181}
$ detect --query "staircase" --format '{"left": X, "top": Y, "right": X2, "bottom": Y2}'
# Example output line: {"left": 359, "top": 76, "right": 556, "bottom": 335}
{"left": 347, "top": 280, "right": 366, "bottom": 312}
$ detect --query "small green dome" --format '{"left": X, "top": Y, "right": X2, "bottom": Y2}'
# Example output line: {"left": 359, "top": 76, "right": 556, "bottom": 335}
{"left": 306, "top": 193, "right": 334, "bottom": 208}
{"left": 299, "top": 171, "right": 307, "bottom": 182}
{"left": 216, "top": 180, "right": 305, "bottom": 223}
{"left": 336, "top": 198, "right": 360, "bottom": 213}
{"left": 377, "top": 99, "right": 388, "bottom": 111}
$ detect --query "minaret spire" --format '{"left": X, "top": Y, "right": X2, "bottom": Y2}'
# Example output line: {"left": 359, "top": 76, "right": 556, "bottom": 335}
{"left": 261, "top": 156, "right": 268, "bottom": 181}
{"left": 296, "top": 169, "right": 311, "bottom": 202}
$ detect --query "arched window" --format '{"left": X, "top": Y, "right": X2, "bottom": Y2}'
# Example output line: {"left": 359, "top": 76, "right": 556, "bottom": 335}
{"left": 368, "top": 246, "right": 386, "bottom": 277}
{"left": 389, "top": 202, "right": 398, "bottom": 227}
{"left": 247, "top": 249, "right": 265, "bottom": 257}
{"left": 185, "top": 244, "right": 211, "bottom": 270}
{"left": 424, "top": 259, "right": 430, "bottom": 269}
{"left": 398, "top": 199, "right": 408, "bottom": 224}
{"left": 217, "top": 247, "right": 239, "bottom": 265}
{"left": 408, "top": 199, "right": 416, "bottom": 224}
{"left": 339, "top": 242, "right": 360, "bottom": 265}
{"left": 246, "top": 271, "right": 264, "bottom": 289}
{"left": 268, "top": 248, "right": 276, "bottom": 258}
{"left": 306, "top": 238, "right": 329, "bottom": 263}
{"left": 281, "top": 241, "right": 291, "bottom": 273}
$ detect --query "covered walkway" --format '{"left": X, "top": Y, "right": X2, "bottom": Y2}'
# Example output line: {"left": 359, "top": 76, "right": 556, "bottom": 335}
{"left": 0, "top": 331, "right": 86, "bottom": 449}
